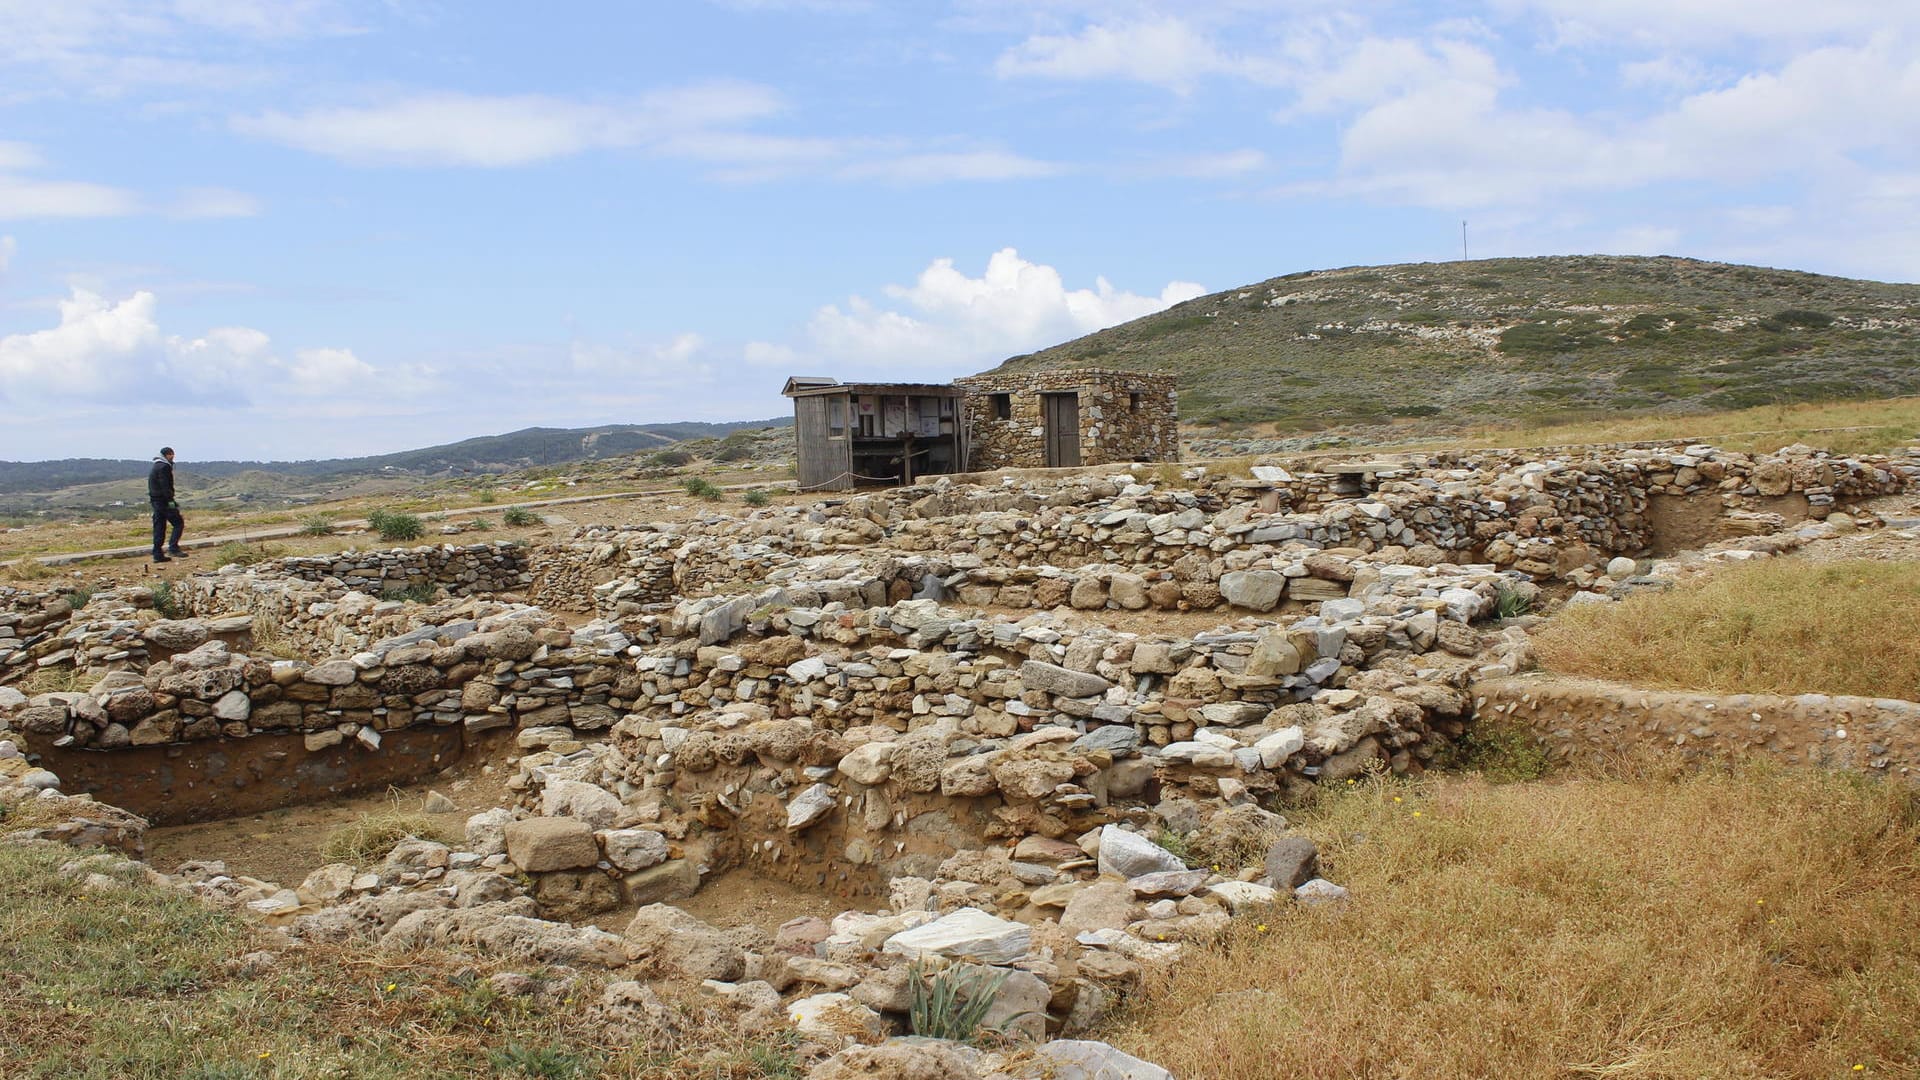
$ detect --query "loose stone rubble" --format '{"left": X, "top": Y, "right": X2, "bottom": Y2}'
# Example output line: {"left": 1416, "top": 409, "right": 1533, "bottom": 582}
{"left": 3, "top": 439, "right": 1917, "bottom": 1077}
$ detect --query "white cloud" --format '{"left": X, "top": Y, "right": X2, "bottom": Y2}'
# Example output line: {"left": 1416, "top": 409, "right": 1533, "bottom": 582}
{"left": 0, "top": 288, "right": 162, "bottom": 399}
{"left": 233, "top": 83, "right": 786, "bottom": 167}
{"left": 569, "top": 333, "right": 710, "bottom": 378}
{"left": 1279, "top": 37, "right": 1502, "bottom": 118}
{"left": 162, "top": 324, "right": 273, "bottom": 394}
{"left": 1149, "top": 148, "right": 1266, "bottom": 178}
{"left": 804, "top": 248, "right": 1204, "bottom": 372}
{"left": 0, "top": 174, "right": 143, "bottom": 219}
{"left": 839, "top": 149, "right": 1064, "bottom": 183}
{"left": 0, "top": 140, "right": 253, "bottom": 220}
{"left": 1286, "top": 34, "right": 1920, "bottom": 209}
{"left": 0, "top": 141, "right": 42, "bottom": 170}
{"left": 169, "top": 186, "right": 262, "bottom": 218}
{"left": 1491, "top": 0, "right": 1920, "bottom": 48}
{"left": 995, "top": 16, "right": 1235, "bottom": 92}
{"left": 0, "top": 285, "right": 390, "bottom": 412}
{"left": 0, "top": 0, "right": 354, "bottom": 97}
{"left": 287, "top": 346, "right": 375, "bottom": 391}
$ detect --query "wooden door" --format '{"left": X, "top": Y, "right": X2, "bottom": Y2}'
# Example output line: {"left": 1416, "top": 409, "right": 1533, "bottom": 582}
{"left": 1043, "top": 392, "right": 1081, "bottom": 467}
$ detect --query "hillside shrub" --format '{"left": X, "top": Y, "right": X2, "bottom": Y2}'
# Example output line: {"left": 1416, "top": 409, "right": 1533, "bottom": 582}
{"left": 681, "top": 477, "right": 722, "bottom": 500}
{"left": 741, "top": 489, "right": 772, "bottom": 507}
{"left": 299, "top": 514, "right": 336, "bottom": 536}
{"left": 502, "top": 506, "right": 539, "bottom": 527}
{"left": 367, "top": 509, "right": 425, "bottom": 542}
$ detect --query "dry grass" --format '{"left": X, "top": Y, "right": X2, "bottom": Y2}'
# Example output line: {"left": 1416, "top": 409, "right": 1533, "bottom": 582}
{"left": 1423, "top": 396, "right": 1920, "bottom": 456}
{"left": 0, "top": 840, "right": 809, "bottom": 1079}
{"left": 0, "top": 558, "right": 53, "bottom": 582}
{"left": 1110, "top": 766, "right": 1920, "bottom": 1078}
{"left": 1533, "top": 558, "right": 1920, "bottom": 700}
{"left": 321, "top": 809, "right": 456, "bottom": 864}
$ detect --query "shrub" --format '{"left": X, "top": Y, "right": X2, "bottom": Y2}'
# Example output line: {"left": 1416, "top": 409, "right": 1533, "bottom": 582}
{"left": 475, "top": 489, "right": 497, "bottom": 504}
{"left": 502, "top": 506, "right": 539, "bottom": 527}
{"left": 367, "top": 509, "right": 424, "bottom": 542}
{"left": 645, "top": 450, "right": 693, "bottom": 470}
{"left": 62, "top": 586, "right": 93, "bottom": 611}
{"left": 681, "top": 477, "right": 722, "bottom": 500}
{"left": 1434, "top": 718, "right": 1552, "bottom": 782}
{"left": 908, "top": 960, "right": 1012, "bottom": 1043}
{"left": 299, "top": 514, "right": 336, "bottom": 536}
{"left": 741, "top": 488, "right": 772, "bottom": 507}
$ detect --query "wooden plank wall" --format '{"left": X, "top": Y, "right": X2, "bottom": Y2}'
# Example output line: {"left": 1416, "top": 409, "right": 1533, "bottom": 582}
{"left": 793, "top": 393, "right": 851, "bottom": 490}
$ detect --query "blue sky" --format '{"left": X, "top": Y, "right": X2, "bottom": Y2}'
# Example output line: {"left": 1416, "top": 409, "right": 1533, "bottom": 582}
{"left": 3, "top": 1, "right": 1918, "bottom": 461}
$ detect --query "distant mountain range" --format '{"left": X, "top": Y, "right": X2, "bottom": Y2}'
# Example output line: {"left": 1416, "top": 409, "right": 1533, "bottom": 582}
{"left": 991, "top": 255, "right": 1920, "bottom": 429}
{"left": 0, "top": 419, "right": 789, "bottom": 499}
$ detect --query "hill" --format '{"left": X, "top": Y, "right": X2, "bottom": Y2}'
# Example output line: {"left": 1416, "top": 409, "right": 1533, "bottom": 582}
{"left": 988, "top": 255, "right": 1920, "bottom": 429}
{"left": 0, "top": 420, "right": 789, "bottom": 497}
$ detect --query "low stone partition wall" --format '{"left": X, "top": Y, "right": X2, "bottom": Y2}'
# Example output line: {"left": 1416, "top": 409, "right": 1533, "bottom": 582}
{"left": 0, "top": 584, "right": 88, "bottom": 681}
{"left": 1474, "top": 675, "right": 1920, "bottom": 778}
{"left": 260, "top": 540, "right": 531, "bottom": 596}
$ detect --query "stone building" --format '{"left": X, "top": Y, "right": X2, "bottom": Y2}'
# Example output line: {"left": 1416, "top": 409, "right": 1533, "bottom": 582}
{"left": 954, "top": 369, "right": 1178, "bottom": 470}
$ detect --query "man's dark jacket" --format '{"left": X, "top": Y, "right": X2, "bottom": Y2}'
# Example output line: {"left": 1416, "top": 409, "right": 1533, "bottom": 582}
{"left": 147, "top": 457, "right": 175, "bottom": 505}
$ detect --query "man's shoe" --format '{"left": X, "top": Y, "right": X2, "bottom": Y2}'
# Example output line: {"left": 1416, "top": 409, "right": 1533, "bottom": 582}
{"left": 167, "top": 548, "right": 187, "bottom": 557}
{"left": 153, "top": 554, "right": 171, "bottom": 563}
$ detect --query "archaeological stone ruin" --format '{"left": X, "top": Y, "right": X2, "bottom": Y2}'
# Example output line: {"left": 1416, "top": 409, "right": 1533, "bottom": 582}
{"left": 3, "top": 437, "right": 1917, "bottom": 1078}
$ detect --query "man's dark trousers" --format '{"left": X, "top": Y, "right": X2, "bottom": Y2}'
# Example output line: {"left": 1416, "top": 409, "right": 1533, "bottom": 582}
{"left": 152, "top": 502, "right": 183, "bottom": 557}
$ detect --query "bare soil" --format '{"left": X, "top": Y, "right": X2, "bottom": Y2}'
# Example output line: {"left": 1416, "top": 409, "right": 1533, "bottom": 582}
{"left": 143, "top": 759, "right": 514, "bottom": 886}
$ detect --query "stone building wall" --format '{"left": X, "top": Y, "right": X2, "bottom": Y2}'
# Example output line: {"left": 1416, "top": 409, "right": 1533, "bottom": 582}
{"left": 956, "top": 369, "right": 1177, "bottom": 470}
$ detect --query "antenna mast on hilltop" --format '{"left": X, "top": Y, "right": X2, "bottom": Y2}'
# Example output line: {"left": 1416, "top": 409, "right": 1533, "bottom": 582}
{"left": 1462, "top": 220, "right": 1469, "bottom": 262}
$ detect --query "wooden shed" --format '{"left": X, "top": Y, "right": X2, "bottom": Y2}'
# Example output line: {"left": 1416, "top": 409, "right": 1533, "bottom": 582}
{"left": 782, "top": 377, "right": 970, "bottom": 492}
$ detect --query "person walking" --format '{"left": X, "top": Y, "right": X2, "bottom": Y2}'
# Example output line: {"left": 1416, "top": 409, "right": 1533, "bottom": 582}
{"left": 148, "top": 447, "right": 186, "bottom": 563}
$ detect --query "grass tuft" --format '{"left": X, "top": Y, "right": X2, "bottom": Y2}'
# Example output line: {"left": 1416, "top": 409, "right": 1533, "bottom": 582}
{"left": 502, "top": 506, "right": 539, "bottom": 527}
{"left": 321, "top": 811, "right": 453, "bottom": 864}
{"left": 1533, "top": 558, "right": 1920, "bottom": 700}
{"left": 214, "top": 541, "right": 287, "bottom": 567}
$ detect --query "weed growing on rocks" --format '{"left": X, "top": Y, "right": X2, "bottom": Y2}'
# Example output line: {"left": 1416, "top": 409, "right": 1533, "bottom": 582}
{"left": 681, "top": 478, "right": 722, "bottom": 500}
{"left": 908, "top": 961, "right": 1009, "bottom": 1043}
{"left": 150, "top": 579, "right": 182, "bottom": 618}
{"left": 299, "top": 514, "right": 336, "bottom": 536}
{"left": 502, "top": 507, "right": 539, "bottom": 527}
